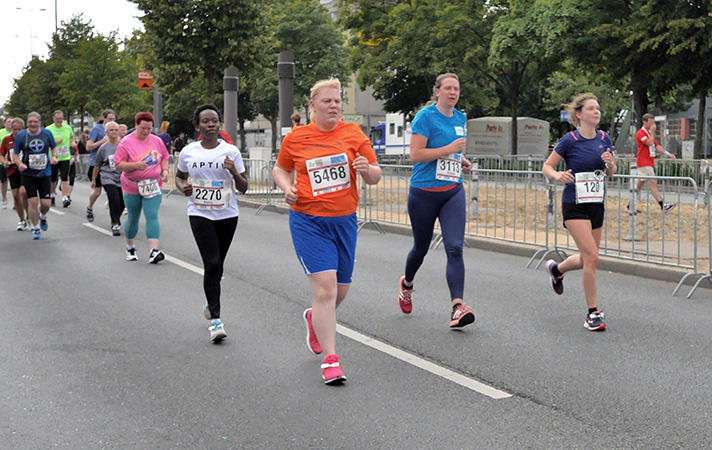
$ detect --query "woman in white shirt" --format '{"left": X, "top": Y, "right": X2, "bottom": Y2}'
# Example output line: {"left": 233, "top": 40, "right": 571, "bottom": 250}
{"left": 175, "top": 104, "right": 248, "bottom": 342}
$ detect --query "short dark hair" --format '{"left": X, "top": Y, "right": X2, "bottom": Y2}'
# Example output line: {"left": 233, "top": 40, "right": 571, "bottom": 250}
{"left": 135, "top": 111, "right": 154, "bottom": 126}
{"left": 642, "top": 113, "right": 655, "bottom": 123}
{"left": 193, "top": 104, "right": 221, "bottom": 127}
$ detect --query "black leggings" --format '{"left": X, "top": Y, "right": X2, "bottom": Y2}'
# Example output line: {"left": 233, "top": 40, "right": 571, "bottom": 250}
{"left": 189, "top": 215, "right": 238, "bottom": 319}
{"left": 103, "top": 184, "right": 125, "bottom": 225}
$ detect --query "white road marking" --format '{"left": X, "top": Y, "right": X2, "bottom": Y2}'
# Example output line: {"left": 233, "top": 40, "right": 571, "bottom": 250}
{"left": 337, "top": 325, "right": 512, "bottom": 399}
{"left": 164, "top": 254, "right": 204, "bottom": 276}
{"left": 83, "top": 221, "right": 510, "bottom": 399}
{"left": 49, "top": 208, "right": 65, "bottom": 216}
{"left": 83, "top": 222, "right": 112, "bottom": 236}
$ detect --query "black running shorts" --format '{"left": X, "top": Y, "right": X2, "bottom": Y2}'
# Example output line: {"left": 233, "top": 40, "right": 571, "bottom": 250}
{"left": 561, "top": 202, "right": 605, "bottom": 230}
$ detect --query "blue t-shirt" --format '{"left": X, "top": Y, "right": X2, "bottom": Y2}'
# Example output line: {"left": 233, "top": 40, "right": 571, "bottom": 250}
{"left": 13, "top": 128, "right": 57, "bottom": 178}
{"left": 409, "top": 103, "right": 467, "bottom": 189}
{"left": 88, "top": 123, "right": 106, "bottom": 165}
{"left": 554, "top": 130, "right": 614, "bottom": 204}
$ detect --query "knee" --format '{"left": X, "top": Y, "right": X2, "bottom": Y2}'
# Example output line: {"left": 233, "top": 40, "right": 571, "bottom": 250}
{"left": 444, "top": 244, "right": 463, "bottom": 260}
{"left": 204, "top": 257, "right": 223, "bottom": 277}
{"left": 581, "top": 252, "right": 599, "bottom": 269}
{"left": 314, "top": 283, "right": 337, "bottom": 304}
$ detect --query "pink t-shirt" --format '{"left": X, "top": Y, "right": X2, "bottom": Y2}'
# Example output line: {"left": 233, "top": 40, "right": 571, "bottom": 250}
{"left": 114, "top": 132, "right": 170, "bottom": 195}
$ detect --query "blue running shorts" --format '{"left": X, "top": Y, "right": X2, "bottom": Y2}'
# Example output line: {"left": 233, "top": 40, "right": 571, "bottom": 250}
{"left": 289, "top": 210, "right": 358, "bottom": 284}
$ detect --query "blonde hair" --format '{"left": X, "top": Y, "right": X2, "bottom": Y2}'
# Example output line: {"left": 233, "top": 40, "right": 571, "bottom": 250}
{"left": 567, "top": 93, "right": 598, "bottom": 128}
{"left": 160, "top": 121, "right": 170, "bottom": 133}
{"left": 310, "top": 78, "right": 341, "bottom": 102}
{"left": 309, "top": 78, "right": 342, "bottom": 119}
{"left": 103, "top": 121, "right": 118, "bottom": 131}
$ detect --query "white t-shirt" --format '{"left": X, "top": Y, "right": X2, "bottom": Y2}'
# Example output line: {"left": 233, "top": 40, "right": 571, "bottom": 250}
{"left": 177, "top": 141, "right": 245, "bottom": 220}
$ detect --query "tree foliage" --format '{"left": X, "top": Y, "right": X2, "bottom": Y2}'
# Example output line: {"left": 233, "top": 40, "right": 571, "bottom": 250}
{"left": 130, "top": 0, "right": 265, "bottom": 105}
{"left": 7, "top": 14, "right": 150, "bottom": 129}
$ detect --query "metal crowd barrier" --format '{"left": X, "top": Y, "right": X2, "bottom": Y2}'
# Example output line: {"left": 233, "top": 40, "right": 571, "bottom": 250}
{"left": 674, "top": 179, "right": 712, "bottom": 298}
{"left": 243, "top": 159, "right": 285, "bottom": 215}
{"left": 243, "top": 157, "right": 709, "bottom": 295}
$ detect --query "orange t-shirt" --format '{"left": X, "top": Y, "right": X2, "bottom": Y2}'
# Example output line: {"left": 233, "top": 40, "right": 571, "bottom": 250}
{"left": 277, "top": 121, "right": 377, "bottom": 217}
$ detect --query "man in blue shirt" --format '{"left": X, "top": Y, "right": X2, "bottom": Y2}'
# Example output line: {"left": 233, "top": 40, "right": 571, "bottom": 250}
{"left": 85, "top": 108, "right": 115, "bottom": 222}
{"left": 11, "top": 112, "right": 57, "bottom": 239}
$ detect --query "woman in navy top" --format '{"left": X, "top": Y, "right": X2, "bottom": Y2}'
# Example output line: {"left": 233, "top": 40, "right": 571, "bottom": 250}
{"left": 542, "top": 93, "right": 616, "bottom": 331}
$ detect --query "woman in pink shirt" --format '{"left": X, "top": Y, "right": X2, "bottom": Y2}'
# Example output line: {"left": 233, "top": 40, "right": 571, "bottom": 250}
{"left": 114, "top": 112, "right": 170, "bottom": 263}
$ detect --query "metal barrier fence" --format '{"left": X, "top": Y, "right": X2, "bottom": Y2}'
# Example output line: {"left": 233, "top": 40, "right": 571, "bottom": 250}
{"left": 240, "top": 158, "right": 710, "bottom": 296}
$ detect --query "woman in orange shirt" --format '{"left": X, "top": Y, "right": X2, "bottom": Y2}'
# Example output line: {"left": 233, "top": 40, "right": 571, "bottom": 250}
{"left": 273, "top": 78, "right": 382, "bottom": 385}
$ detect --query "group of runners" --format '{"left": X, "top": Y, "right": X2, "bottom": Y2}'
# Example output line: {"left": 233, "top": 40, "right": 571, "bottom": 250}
{"left": 1, "top": 75, "right": 675, "bottom": 385}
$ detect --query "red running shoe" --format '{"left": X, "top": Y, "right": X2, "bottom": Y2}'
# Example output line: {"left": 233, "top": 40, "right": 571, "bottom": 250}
{"left": 303, "top": 308, "right": 322, "bottom": 354}
{"left": 398, "top": 276, "right": 413, "bottom": 314}
{"left": 321, "top": 354, "right": 346, "bottom": 385}
{"left": 449, "top": 303, "right": 475, "bottom": 328}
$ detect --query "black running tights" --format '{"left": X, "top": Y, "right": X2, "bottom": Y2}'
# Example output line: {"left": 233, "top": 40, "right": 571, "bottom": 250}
{"left": 103, "top": 183, "right": 125, "bottom": 225}
{"left": 189, "top": 215, "right": 238, "bottom": 319}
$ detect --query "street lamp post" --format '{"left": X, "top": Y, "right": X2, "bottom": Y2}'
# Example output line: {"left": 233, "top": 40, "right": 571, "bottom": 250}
{"left": 15, "top": 7, "right": 47, "bottom": 57}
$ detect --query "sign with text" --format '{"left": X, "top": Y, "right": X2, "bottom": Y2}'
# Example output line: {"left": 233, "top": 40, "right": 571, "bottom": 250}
{"left": 138, "top": 71, "right": 153, "bottom": 90}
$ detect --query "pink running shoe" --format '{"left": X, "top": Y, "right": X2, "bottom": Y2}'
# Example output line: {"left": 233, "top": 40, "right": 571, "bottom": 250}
{"left": 303, "top": 308, "right": 322, "bottom": 355}
{"left": 321, "top": 354, "right": 346, "bottom": 384}
{"left": 449, "top": 303, "right": 475, "bottom": 328}
{"left": 398, "top": 276, "right": 413, "bottom": 314}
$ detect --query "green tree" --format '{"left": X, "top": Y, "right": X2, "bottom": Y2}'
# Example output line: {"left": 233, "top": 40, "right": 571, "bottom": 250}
{"left": 131, "top": 0, "right": 264, "bottom": 104}
{"left": 634, "top": 0, "right": 712, "bottom": 157}
{"left": 274, "top": 0, "right": 350, "bottom": 113}
{"left": 59, "top": 33, "right": 151, "bottom": 124}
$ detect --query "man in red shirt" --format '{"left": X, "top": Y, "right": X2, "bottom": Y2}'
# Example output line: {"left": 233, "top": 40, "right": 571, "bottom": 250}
{"left": 630, "top": 113, "right": 677, "bottom": 214}
{"left": 0, "top": 118, "right": 30, "bottom": 229}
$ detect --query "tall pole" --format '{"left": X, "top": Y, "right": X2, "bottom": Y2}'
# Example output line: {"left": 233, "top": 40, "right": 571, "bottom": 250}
{"left": 277, "top": 51, "right": 295, "bottom": 134}
{"left": 223, "top": 67, "right": 238, "bottom": 146}
{"left": 55, "top": 0, "right": 58, "bottom": 32}
{"left": 153, "top": 85, "right": 162, "bottom": 133}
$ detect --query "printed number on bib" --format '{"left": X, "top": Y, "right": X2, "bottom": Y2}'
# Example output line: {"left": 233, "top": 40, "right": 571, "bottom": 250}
{"left": 649, "top": 144, "right": 656, "bottom": 157}
{"left": 108, "top": 155, "right": 115, "bottom": 170}
{"left": 436, "top": 152, "right": 462, "bottom": 182}
{"left": 58, "top": 147, "right": 70, "bottom": 158}
{"left": 307, "top": 153, "right": 350, "bottom": 196}
{"left": 138, "top": 179, "right": 161, "bottom": 198}
{"left": 29, "top": 153, "right": 48, "bottom": 170}
{"left": 575, "top": 171, "right": 605, "bottom": 204}
{"left": 191, "top": 178, "right": 231, "bottom": 210}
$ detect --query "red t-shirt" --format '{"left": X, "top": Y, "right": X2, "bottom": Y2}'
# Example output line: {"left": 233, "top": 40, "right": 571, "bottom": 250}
{"left": 635, "top": 127, "right": 658, "bottom": 168}
{"left": 0, "top": 134, "right": 17, "bottom": 175}
{"left": 277, "top": 121, "right": 376, "bottom": 217}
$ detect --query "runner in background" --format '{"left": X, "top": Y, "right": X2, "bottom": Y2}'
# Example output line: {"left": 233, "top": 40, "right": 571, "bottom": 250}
{"left": 46, "top": 110, "right": 75, "bottom": 208}
{"left": 114, "top": 112, "right": 170, "bottom": 263}
{"left": 11, "top": 112, "right": 57, "bottom": 240}
{"left": 0, "top": 117, "right": 11, "bottom": 208}
{"left": 0, "top": 118, "right": 29, "bottom": 230}
{"left": 92, "top": 121, "right": 124, "bottom": 236}
{"left": 86, "top": 109, "right": 116, "bottom": 222}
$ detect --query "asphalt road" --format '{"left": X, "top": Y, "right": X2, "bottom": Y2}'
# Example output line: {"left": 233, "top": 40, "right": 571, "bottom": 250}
{"left": 1, "top": 181, "right": 711, "bottom": 449}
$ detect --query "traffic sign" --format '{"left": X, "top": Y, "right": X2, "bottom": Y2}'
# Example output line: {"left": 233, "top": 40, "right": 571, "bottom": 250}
{"left": 138, "top": 71, "right": 153, "bottom": 90}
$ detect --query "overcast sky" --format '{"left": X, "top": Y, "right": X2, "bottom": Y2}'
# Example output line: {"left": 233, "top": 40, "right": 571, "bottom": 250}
{"left": 2, "top": 0, "right": 144, "bottom": 107}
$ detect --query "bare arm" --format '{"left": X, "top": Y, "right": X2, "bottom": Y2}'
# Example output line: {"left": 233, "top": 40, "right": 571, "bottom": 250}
{"left": 352, "top": 153, "right": 382, "bottom": 185}
{"left": 272, "top": 162, "right": 298, "bottom": 205}
{"left": 542, "top": 151, "right": 574, "bottom": 184}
